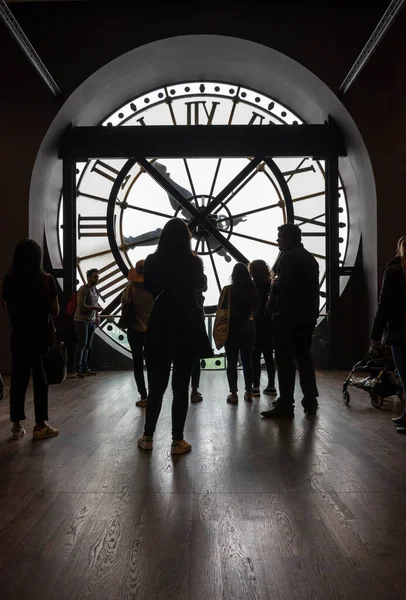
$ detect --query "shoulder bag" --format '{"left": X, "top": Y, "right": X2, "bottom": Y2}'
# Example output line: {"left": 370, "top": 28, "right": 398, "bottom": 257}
{"left": 118, "top": 284, "right": 136, "bottom": 330}
{"left": 213, "top": 286, "right": 231, "bottom": 350}
{"left": 43, "top": 274, "right": 67, "bottom": 385}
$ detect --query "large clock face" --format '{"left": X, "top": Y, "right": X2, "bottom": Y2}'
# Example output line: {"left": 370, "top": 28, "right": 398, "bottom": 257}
{"left": 57, "top": 81, "right": 349, "bottom": 356}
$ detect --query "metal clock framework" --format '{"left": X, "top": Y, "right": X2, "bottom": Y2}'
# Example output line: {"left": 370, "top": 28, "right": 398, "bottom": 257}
{"left": 55, "top": 80, "right": 349, "bottom": 362}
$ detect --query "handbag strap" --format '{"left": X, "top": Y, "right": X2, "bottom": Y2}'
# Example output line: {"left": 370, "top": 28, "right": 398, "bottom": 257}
{"left": 219, "top": 285, "right": 231, "bottom": 310}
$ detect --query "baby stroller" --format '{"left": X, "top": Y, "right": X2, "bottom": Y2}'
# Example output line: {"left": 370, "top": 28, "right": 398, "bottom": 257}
{"left": 342, "top": 345, "right": 406, "bottom": 409}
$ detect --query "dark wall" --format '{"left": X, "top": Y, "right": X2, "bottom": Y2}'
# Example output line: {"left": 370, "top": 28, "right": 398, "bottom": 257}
{"left": 342, "top": 9, "right": 406, "bottom": 276}
{"left": 0, "top": 1, "right": 403, "bottom": 370}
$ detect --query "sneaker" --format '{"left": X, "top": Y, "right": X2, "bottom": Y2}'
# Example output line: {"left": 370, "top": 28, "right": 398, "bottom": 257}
{"left": 73, "top": 371, "right": 84, "bottom": 379}
{"left": 396, "top": 426, "right": 406, "bottom": 434}
{"left": 191, "top": 390, "right": 203, "bottom": 403}
{"left": 392, "top": 414, "right": 406, "bottom": 426}
{"left": 244, "top": 392, "right": 253, "bottom": 402}
{"left": 136, "top": 398, "right": 147, "bottom": 407}
{"left": 10, "top": 425, "right": 26, "bottom": 441}
{"left": 171, "top": 439, "right": 192, "bottom": 455}
{"left": 138, "top": 435, "right": 153, "bottom": 450}
{"left": 33, "top": 424, "right": 59, "bottom": 439}
{"left": 83, "top": 369, "right": 97, "bottom": 376}
{"left": 227, "top": 393, "right": 238, "bottom": 405}
{"left": 263, "top": 385, "right": 277, "bottom": 395}
{"left": 251, "top": 387, "right": 260, "bottom": 397}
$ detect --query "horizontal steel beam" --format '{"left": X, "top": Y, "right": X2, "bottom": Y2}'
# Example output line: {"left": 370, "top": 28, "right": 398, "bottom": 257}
{"left": 59, "top": 124, "right": 346, "bottom": 160}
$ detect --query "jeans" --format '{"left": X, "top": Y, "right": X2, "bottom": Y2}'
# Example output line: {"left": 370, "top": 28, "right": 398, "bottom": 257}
{"left": 272, "top": 318, "right": 318, "bottom": 407}
{"left": 144, "top": 349, "right": 196, "bottom": 440}
{"left": 191, "top": 359, "right": 201, "bottom": 390}
{"left": 127, "top": 328, "right": 147, "bottom": 398}
{"left": 10, "top": 348, "right": 49, "bottom": 423}
{"left": 225, "top": 331, "right": 254, "bottom": 393}
{"left": 252, "top": 336, "right": 276, "bottom": 388}
{"left": 73, "top": 321, "right": 96, "bottom": 373}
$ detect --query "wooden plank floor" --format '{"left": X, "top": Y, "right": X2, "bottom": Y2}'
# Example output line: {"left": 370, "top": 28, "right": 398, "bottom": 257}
{"left": 0, "top": 369, "right": 406, "bottom": 600}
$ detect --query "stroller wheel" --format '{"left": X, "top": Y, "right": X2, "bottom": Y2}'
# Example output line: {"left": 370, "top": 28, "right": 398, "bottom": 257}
{"left": 343, "top": 390, "right": 350, "bottom": 405}
{"left": 370, "top": 391, "right": 384, "bottom": 409}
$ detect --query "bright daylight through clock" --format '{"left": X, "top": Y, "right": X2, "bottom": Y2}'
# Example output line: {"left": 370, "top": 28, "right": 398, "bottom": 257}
{"left": 57, "top": 81, "right": 349, "bottom": 354}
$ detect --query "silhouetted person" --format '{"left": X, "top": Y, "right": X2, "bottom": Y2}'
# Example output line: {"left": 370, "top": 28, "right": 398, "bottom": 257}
{"left": 221, "top": 263, "right": 258, "bottom": 405}
{"left": 73, "top": 268, "right": 102, "bottom": 377}
{"left": 137, "top": 218, "right": 211, "bottom": 455}
{"left": 190, "top": 273, "right": 208, "bottom": 403}
{"left": 249, "top": 259, "right": 277, "bottom": 397}
{"left": 371, "top": 236, "right": 406, "bottom": 434}
{"left": 2, "top": 239, "right": 60, "bottom": 440}
{"left": 121, "top": 260, "right": 154, "bottom": 407}
{"left": 262, "top": 224, "right": 319, "bottom": 418}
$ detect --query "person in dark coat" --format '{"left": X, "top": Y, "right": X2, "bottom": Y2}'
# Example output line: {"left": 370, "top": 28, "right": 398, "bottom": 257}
{"left": 137, "top": 218, "right": 212, "bottom": 455}
{"left": 262, "top": 223, "right": 319, "bottom": 418}
{"left": 121, "top": 260, "right": 154, "bottom": 408}
{"left": 2, "top": 239, "right": 60, "bottom": 440}
{"left": 249, "top": 259, "right": 277, "bottom": 396}
{"left": 221, "top": 263, "right": 259, "bottom": 405}
{"left": 190, "top": 273, "right": 208, "bottom": 403}
{"left": 380, "top": 236, "right": 405, "bottom": 273}
{"left": 371, "top": 236, "right": 406, "bottom": 434}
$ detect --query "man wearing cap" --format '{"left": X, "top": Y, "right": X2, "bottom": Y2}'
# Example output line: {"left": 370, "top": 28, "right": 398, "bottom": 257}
{"left": 121, "top": 260, "right": 154, "bottom": 407}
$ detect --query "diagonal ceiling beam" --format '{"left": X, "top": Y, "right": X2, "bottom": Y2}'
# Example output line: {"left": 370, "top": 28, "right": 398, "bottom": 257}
{"left": 0, "top": 0, "right": 62, "bottom": 97}
{"left": 338, "top": 0, "right": 405, "bottom": 95}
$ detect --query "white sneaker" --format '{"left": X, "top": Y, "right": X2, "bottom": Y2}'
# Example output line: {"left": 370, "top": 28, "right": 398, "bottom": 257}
{"left": 10, "top": 425, "right": 26, "bottom": 441}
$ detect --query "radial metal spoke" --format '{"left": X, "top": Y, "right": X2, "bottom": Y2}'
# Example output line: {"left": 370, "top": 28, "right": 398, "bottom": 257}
{"left": 284, "top": 157, "right": 307, "bottom": 183}
{"left": 207, "top": 244, "right": 222, "bottom": 294}
{"left": 195, "top": 238, "right": 201, "bottom": 253}
{"left": 209, "top": 158, "right": 222, "bottom": 199}
{"left": 183, "top": 159, "right": 197, "bottom": 200}
{"left": 295, "top": 212, "right": 326, "bottom": 227}
{"left": 216, "top": 202, "right": 281, "bottom": 224}
{"left": 208, "top": 234, "right": 248, "bottom": 265}
{"left": 99, "top": 292, "right": 123, "bottom": 324}
{"left": 100, "top": 303, "right": 121, "bottom": 328}
{"left": 138, "top": 157, "right": 248, "bottom": 263}
{"left": 213, "top": 169, "right": 259, "bottom": 215}
{"left": 231, "top": 231, "right": 279, "bottom": 248}
{"left": 125, "top": 204, "right": 174, "bottom": 220}
{"left": 189, "top": 156, "right": 263, "bottom": 228}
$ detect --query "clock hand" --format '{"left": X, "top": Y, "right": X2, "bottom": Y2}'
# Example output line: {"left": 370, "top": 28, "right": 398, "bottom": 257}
{"left": 122, "top": 228, "right": 162, "bottom": 248}
{"left": 154, "top": 161, "right": 196, "bottom": 219}
{"left": 217, "top": 214, "right": 247, "bottom": 229}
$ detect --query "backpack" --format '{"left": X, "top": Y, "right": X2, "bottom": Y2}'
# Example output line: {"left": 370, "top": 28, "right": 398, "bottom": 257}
{"left": 66, "top": 285, "right": 90, "bottom": 316}
{"left": 66, "top": 292, "right": 78, "bottom": 316}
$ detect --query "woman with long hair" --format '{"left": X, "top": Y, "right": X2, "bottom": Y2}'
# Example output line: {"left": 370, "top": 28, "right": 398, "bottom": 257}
{"left": 249, "top": 259, "right": 277, "bottom": 396}
{"left": 221, "top": 262, "right": 258, "bottom": 404}
{"left": 137, "top": 218, "right": 211, "bottom": 454}
{"left": 121, "top": 260, "right": 154, "bottom": 408}
{"left": 2, "top": 239, "right": 60, "bottom": 440}
{"left": 371, "top": 236, "right": 406, "bottom": 433}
